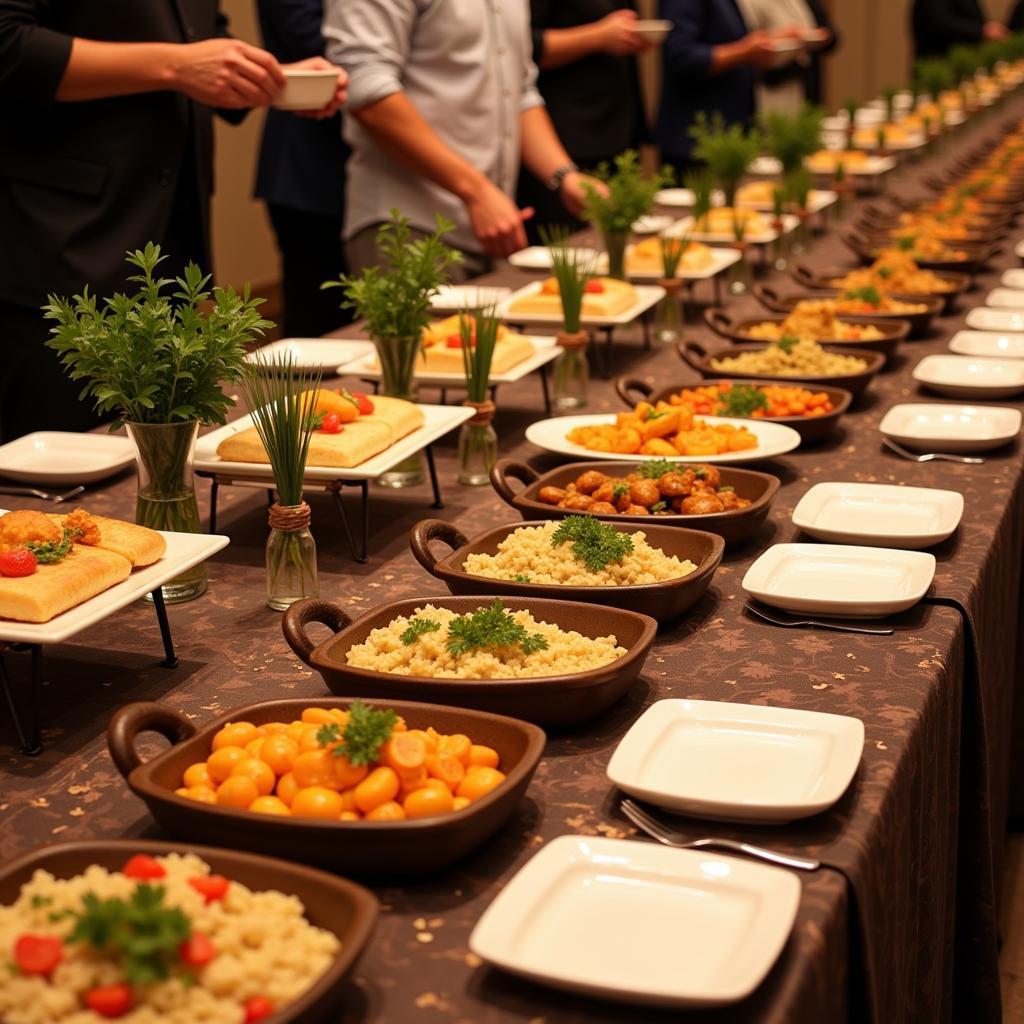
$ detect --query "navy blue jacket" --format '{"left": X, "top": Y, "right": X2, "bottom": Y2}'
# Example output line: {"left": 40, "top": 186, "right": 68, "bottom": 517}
{"left": 255, "top": 0, "right": 347, "bottom": 217}
{"left": 656, "top": 0, "right": 755, "bottom": 164}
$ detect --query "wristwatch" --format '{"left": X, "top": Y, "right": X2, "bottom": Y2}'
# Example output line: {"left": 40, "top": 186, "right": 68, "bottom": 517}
{"left": 545, "top": 163, "right": 578, "bottom": 192}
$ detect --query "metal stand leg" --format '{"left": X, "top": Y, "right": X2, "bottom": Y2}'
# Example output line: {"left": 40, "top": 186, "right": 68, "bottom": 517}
{"left": 425, "top": 446, "right": 444, "bottom": 508}
{"left": 0, "top": 644, "right": 42, "bottom": 756}
{"left": 599, "top": 328, "right": 614, "bottom": 379}
{"left": 330, "top": 482, "right": 369, "bottom": 564}
{"left": 150, "top": 587, "right": 178, "bottom": 669}
{"left": 641, "top": 313, "right": 652, "bottom": 350}
{"left": 440, "top": 387, "right": 448, "bottom": 405}
{"left": 539, "top": 363, "right": 552, "bottom": 416}
{"left": 208, "top": 478, "right": 219, "bottom": 533}
{"left": 714, "top": 273, "right": 723, "bottom": 307}
{"left": 682, "top": 282, "right": 694, "bottom": 323}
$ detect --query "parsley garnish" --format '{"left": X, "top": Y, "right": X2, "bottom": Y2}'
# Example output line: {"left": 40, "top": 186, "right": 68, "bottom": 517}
{"left": 843, "top": 285, "right": 882, "bottom": 306}
{"left": 640, "top": 458, "right": 677, "bottom": 479}
{"left": 644, "top": 408, "right": 669, "bottom": 421}
{"left": 30, "top": 894, "right": 53, "bottom": 909}
{"left": 694, "top": 467, "right": 709, "bottom": 480}
{"left": 304, "top": 410, "right": 325, "bottom": 431}
{"left": 63, "top": 884, "right": 191, "bottom": 986}
{"left": 719, "top": 385, "right": 769, "bottom": 418}
{"left": 611, "top": 481, "right": 630, "bottom": 500}
{"left": 551, "top": 515, "right": 634, "bottom": 572}
{"left": 896, "top": 236, "right": 915, "bottom": 252}
{"left": 514, "top": 574, "right": 531, "bottom": 583}
{"left": 650, "top": 501, "right": 668, "bottom": 513}
{"left": 400, "top": 617, "right": 440, "bottom": 645}
{"left": 719, "top": 485, "right": 735, "bottom": 493}
{"left": 317, "top": 700, "right": 399, "bottom": 766}
{"left": 445, "top": 600, "right": 548, "bottom": 657}
{"left": 776, "top": 335, "right": 798, "bottom": 354}
{"left": 876, "top": 265, "right": 893, "bottom": 279}
{"left": 26, "top": 528, "right": 76, "bottom": 565}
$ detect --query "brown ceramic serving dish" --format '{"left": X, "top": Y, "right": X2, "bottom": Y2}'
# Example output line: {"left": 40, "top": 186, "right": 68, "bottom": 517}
{"left": 753, "top": 282, "right": 940, "bottom": 338}
{"left": 409, "top": 519, "right": 723, "bottom": 625}
{"left": 790, "top": 261, "right": 970, "bottom": 313}
{"left": 678, "top": 338, "right": 885, "bottom": 400}
{"left": 108, "top": 698, "right": 544, "bottom": 875}
{"left": 704, "top": 306, "right": 906, "bottom": 359}
{"left": 0, "top": 839, "right": 378, "bottom": 1024}
{"left": 613, "top": 375, "right": 852, "bottom": 444}
{"left": 859, "top": 199, "right": 1012, "bottom": 234}
{"left": 282, "top": 597, "right": 657, "bottom": 729}
{"left": 851, "top": 212, "right": 1007, "bottom": 246}
{"left": 489, "top": 459, "right": 780, "bottom": 547}
{"left": 841, "top": 229, "right": 1002, "bottom": 275}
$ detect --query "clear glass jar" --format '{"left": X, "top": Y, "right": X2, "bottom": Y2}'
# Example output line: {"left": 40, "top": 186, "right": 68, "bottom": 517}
{"left": 457, "top": 422, "right": 498, "bottom": 485}
{"left": 654, "top": 279, "right": 683, "bottom": 344}
{"left": 727, "top": 244, "right": 753, "bottom": 296}
{"left": 770, "top": 221, "right": 789, "bottom": 272}
{"left": 374, "top": 335, "right": 424, "bottom": 488}
{"left": 601, "top": 229, "right": 629, "bottom": 280}
{"left": 553, "top": 333, "right": 589, "bottom": 411}
{"left": 789, "top": 213, "right": 811, "bottom": 259}
{"left": 266, "top": 517, "right": 319, "bottom": 611}
{"left": 125, "top": 420, "right": 206, "bottom": 603}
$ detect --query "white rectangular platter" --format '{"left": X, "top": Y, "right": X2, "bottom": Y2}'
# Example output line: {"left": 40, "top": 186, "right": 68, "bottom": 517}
{"left": 501, "top": 282, "right": 665, "bottom": 327}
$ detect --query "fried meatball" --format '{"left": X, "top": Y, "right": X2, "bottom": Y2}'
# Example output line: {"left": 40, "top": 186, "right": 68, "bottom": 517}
{"left": 0, "top": 510, "right": 61, "bottom": 547}
{"left": 538, "top": 486, "right": 568, "bottom": 506}
{"left": 680, "top": 493, "right": 725, "bottom": 515}
{"left": 591, "top": 482, "right": 617, "bottom": 504}
{"left": 562, "top": 493, "right": 595, "bottom": 510}
{"left": 717, "top": 490, "right": 742, "bottom": 511}
{"left": 622, "top": 504, "right": 650, "bottom": 516}
{"left": 658, "top": 470, "right": 695, "bottom": 498}
{"left": 588, "top": 501, "right": 618, "bottom": 515}
{"left": 628, "top": 479, "right": 661, "bottom": 508}
{"left": 575, "top": 471, "right": 607, "bottom": 495}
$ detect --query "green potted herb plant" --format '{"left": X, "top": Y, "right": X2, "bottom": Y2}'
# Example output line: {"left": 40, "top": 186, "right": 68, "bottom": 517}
{"left": 457, "top": 301, "right": 503, "bottom": 485}
{"left": 540, "top": 227, "right": 593, "bottom": 411}
{"left": 325, "top": 210, "right": 461, "bottom": 487}
{"left": 241, "top": 353, "right": 321, "bottom": 610}
{"left": 689, "top": 114, "right": 762, "bottom": 209}
{"left": 44, "top": 243, "right": 270, "bottom": 602}
{"left": 652, "top": 234, "right": 688, "bottom": 343}
{"left": 842, "top": 96, "right": 860, "bottom": 148}
{"left": 784, "top": 167, "right": 814, "bottom": 258}
{"left": 581, "top": 150, "right": 670, "bottom": 279}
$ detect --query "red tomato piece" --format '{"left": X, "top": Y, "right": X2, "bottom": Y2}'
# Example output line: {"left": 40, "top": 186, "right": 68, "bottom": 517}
{"left": 319, "top": 412, "right": 342, "bottom": 434}
{"left": 13, "top": 934, "right": 63, "bottom": 976}
{"left": 122, "top": 854, "right": 166, "bottom": 881}
{"left": 188, "top": 875, "right": 230, "bottom": 904}
{"left": 179, "top": 932, "right": 216, "bottom": 967}
{"left": 244, "top": 996, "right": 276, "bottom": 1023}
{"left": 350, "top": 391, "right": 374, "bottom": 415}
{"left": 445, "top": 335, "right": 463, "bottom": 348}
{"left": 0, "top": 548, "right": 37, "bottom": 578}
{"left": 584, "top": 280, "right": 604, "bottom": 293}
{"left": 84, "top": 983, "right": 134, "bottom": 1018}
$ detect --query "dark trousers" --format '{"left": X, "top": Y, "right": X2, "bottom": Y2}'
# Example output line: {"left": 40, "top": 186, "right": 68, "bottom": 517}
{"left": 266, "top": 204, "right": 352, "bottom": 338}
{"left": 0, "top": 301, "right": 107, "bottom": 442}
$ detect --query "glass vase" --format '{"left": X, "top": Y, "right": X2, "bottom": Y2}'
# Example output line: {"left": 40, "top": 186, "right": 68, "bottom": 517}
{"left": 654, "top": 279, "right": 683, "bottom": 343}
{"left": 374, "top": 334, "right": 424, "bottom": 488}
{"left": 770, "top": 221, "right": 789, "bottom": 272}
{"left": 727, "top": 244, "right": 753, "bottom": 296}
{"left": 266, "top": 508, "right": 318, "bottom": 611}
{"left": 457, "top": 421, "right": 498, "bottom": 486}
{"left": 125, "top": 420, "right": 205, "bottom": 603}
{"left": 553, "top": 332, "right": 589, "bottom": 411}
{"left": 789, "top": 213, "right": 811, "bottom": 259}
{"left": 601, "top": 229, "right": 629, "bottom": 280}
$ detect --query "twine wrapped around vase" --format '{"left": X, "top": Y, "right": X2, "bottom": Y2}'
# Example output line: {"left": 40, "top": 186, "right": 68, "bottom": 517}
{"left": 268, "top": 501, "right": 311, "bottom": 532}
{"left": 656, "top": 278, "right": 684, "bottom": 295}
{"left": 556, "top": 329, "right": 588, "bottom": 350}
{"left": 462, "top": 399, "right": 496, "bottom": 427}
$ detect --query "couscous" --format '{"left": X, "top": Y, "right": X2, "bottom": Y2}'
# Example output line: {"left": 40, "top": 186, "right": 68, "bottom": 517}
{"left": 710, "top": 338, "right": 868, "bottom": 377}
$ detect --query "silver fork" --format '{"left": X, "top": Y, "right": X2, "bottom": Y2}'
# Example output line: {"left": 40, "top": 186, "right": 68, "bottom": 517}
{"left": 620, "top": 799, "right": 820, "bottom": 872}
{"left": 0, "top": 484, "right": 85, "bottom": 503}
{"left": 745, "top": 600, "right": 894, "bottom": 636}
{"left": 882, "top": 437, "right": 984, "bottom": 465}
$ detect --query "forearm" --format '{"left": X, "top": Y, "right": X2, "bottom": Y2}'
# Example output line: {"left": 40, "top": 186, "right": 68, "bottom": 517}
{"left": 709, "top": 39, "right": 751, "bottom": 75}
{"left": 353, "top": 91, "right": 489, "bottom": 202}
{"left": 55, "top": 38, "right": 179, "bottom": 101}
{"left": 537, "top": 24, "right": 603, "bottom": 69}
{"left": 519, "top": 105, "right": 572, "bottom": 182}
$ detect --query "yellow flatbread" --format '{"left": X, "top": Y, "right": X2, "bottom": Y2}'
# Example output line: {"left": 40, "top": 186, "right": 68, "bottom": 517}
{"left": 508, "top": 277, "right": 638, "bottom": 319}
{"left": 627, "top": 239, "right": 714, "bottom": 274}
{"left": 0, "top": 546, "right": 132, "bottom": 623}
{"left": 49, "top": 514, "right": 166, "bottom": 568}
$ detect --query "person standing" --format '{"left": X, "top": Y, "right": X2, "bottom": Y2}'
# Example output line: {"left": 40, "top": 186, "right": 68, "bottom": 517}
{"left": 911, "top": 0, "right": 1008, "bottom": 60}
{"left": 256, "top": 0, "right": 351, "bottom": 339}
{"left": 518, "top": 2, "right": 655, "bottom": 239}
{"left": 0, "top": 1, "right": 345, "bottom": 441}
{"left": 323, "top": 0, "right": 598, "bottom": 277}
{"left": 656, "top": 0, "right": 788, "bottom": 178}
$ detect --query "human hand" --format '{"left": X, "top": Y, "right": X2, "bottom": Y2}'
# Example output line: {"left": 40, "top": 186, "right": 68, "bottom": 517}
{"left": 168, "top": 38, "right": 286, "bottom": 107}
{"left": 560, "top": 172, "right": 604, "bottom": 218}
{"left": 594, "top": 9, "right": 654, "bottom": 56}
{"left": 740, "top": 30, "right": 789, "bottom": 70}
{"left": 983, "top": 20, "right": 1010, "bottom": 41}
{"left": 285, "top": 57, "right": 348, "bottom": 119}
{"left": 466, "top": 181, "right": 534, "bottom": 257}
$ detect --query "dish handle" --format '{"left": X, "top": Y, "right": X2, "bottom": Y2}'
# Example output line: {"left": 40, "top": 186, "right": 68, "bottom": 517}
{"left": 703, "top": 307, "right": 733, "bottom": 337}
{"left": 677, "top": 339, "right": 709, "bottom": 370}
{"left": 790, "top": 263, "right": 817, "bottom": 289}
{"left": 614, "top": 376, "right": 654, "bottom": 408}
{"left": 490, "top": 459, "right": 540, "bottom": 506}
{"left": 753, "top": 283, "right": 785, "bottom": 312}
{"left": 108, "top": 702, "right": 197, "bottom": 778}
{"left": 409, "top": 519, "right": 469, "bottom": 575}
{"left": 282, "top": 599, "right": 353, "bottom": 666}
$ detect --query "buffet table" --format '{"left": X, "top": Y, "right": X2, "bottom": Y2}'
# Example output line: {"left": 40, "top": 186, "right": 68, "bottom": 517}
{"left": 2, "top": 104, "right": 1022, "bottom": 1024}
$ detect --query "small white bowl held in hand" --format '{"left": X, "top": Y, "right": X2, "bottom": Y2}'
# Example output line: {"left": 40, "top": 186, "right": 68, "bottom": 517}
{"left": 274, "top": 69, "right": 338, "bottom": 111}
{"left": 631, "top": 19, "right": 672, "bottom": 44}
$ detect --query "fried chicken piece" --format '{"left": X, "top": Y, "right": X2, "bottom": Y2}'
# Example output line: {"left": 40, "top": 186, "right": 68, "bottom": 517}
{"left": 0, "top": 510, "right": 61, "bottom": 547}
{"left": 63, "top": 509, "right": 101, "bottom": 546}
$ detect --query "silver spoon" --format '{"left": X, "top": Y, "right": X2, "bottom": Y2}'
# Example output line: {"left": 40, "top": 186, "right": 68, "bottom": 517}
{"left": 882, "top": 437, "right": 984, "bottom": 465}
{"left": 0, "top": 484, "right": 86, "bottom": 503}
{"left": 620, "top": 799, "right": 821, "bottom": 872}
{"left": 745, "top": 600, "right": 894, "bottom": 636}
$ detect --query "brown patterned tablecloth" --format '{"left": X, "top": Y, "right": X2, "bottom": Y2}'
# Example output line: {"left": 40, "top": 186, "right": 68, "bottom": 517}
{"left": 3, "top": 101, "right": 1024, "bottom": 1024}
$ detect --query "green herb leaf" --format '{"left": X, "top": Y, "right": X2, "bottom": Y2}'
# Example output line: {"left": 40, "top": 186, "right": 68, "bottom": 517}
{"left": 445, "top": 599, "right": 549, "bottom": 658}
{"left": 30, "top": 895, "right": 53, "bottom": 909}
{"left": 611, "top": 481, "right": 630, "bottom": 500}
{"left": 719, "top": 385, "right": 770, "bottom": 418}
{"left": 639, "top": 458, "right": 678, "bottom": 479}
{"left": 694, "top": 467, "right": 709, "bottom": 480}
{"left": 538, "top": 226, "right": 596, "bottom": 334}
{"left": 580, "top": 150, "right": 672, "bottom": 234}
{"left": 757, "top": 105, "right": 824, "bottom": 176}
{"left": 776, "top": 335, "right": 799, "bottom": 353}
{"left": 400, "top": 617, "right": 441, "bottom": 645}
{"left": 842, "top": 285, "right": 882, "bottom": 306}
{"left": 551, "top": 515, "right": 634, "bottom": 572}
{"left": 650, "top": 501, "right": 668, "bottom": 513}
{"left": 317, "top": 701, "right": 399, "bottom": 766}
{"left": 514, "top": 574, "right": 531, "bottom": 583}
{"left": 26, "top": 528, "right": 76, "bottom": 564}
{"left": 689, "top": 114, "right": 762, "bottom": 207}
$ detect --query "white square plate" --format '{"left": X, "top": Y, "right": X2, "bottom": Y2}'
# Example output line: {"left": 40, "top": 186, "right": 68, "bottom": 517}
{"left": 502, "top": 282, "right": 665, "bottom": 327}
{"left": 195, "top": 404, "right": 473, "bottom": 483}
{"left": 631, "top": 214, "right": 675, "bottom": 234}
{"left": 792, "top": 482, "right": 963, "bottom": 549}
{"left": 653, "top": 189, "right": 835, "bottom": 214}
{"left": 428, "top": 285, "right": 512, "bottom": 312}
{"left": 665, "top": 213, "right": 799, "bottom": 245}
{"left": 912, "top": 354, "right": 1024, "bottom": 399}
{"left": 607, "top": 699, "right": 864, "bottom": 823}
{"left": 879, "top": 403, "right": 1022, "bottom": 453}
{"left": 986, "top": 287, "right": 1024, "bottom": 308}
{"left": 0, "top": 432, "right": 135, "bottom": 486}
{"left": 507, "top": 246, "right": 602, "bottom": 271}
{"left": 624, "top": 244, "right": 741, "bottom": 281}
{"left": 341, "top": 336, "right": 560, "bottom": 386}
{"left": 525, "top": 413, "right": 801, "bottom": 465}
{"left": 965, "top": 307, "right": 1024, "bottom": 332}
{"left": 245, "top": 338, "right": 375, "bottom": 374}
{"left": 1001, "top": 268, "right": 1024, "bottom": 289}
{"left": 949, "top": 329, "right": 1024, "bottom": 359}
{"left": 741, "top": 543, "right": 935, "bottom": 618}
{"left": 0, "top": 520, "right": 229, "bottom": 645}
{"left": 469, "top": 835, "right": 800, "bottom": 1008}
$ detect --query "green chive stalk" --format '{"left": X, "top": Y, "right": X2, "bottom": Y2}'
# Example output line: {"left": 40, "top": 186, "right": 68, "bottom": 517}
{"left": 457, "top": 302, "right": 502, "bottom": 484}
{"left": 541, "top": 226, "right": 593, "bottom": 411}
